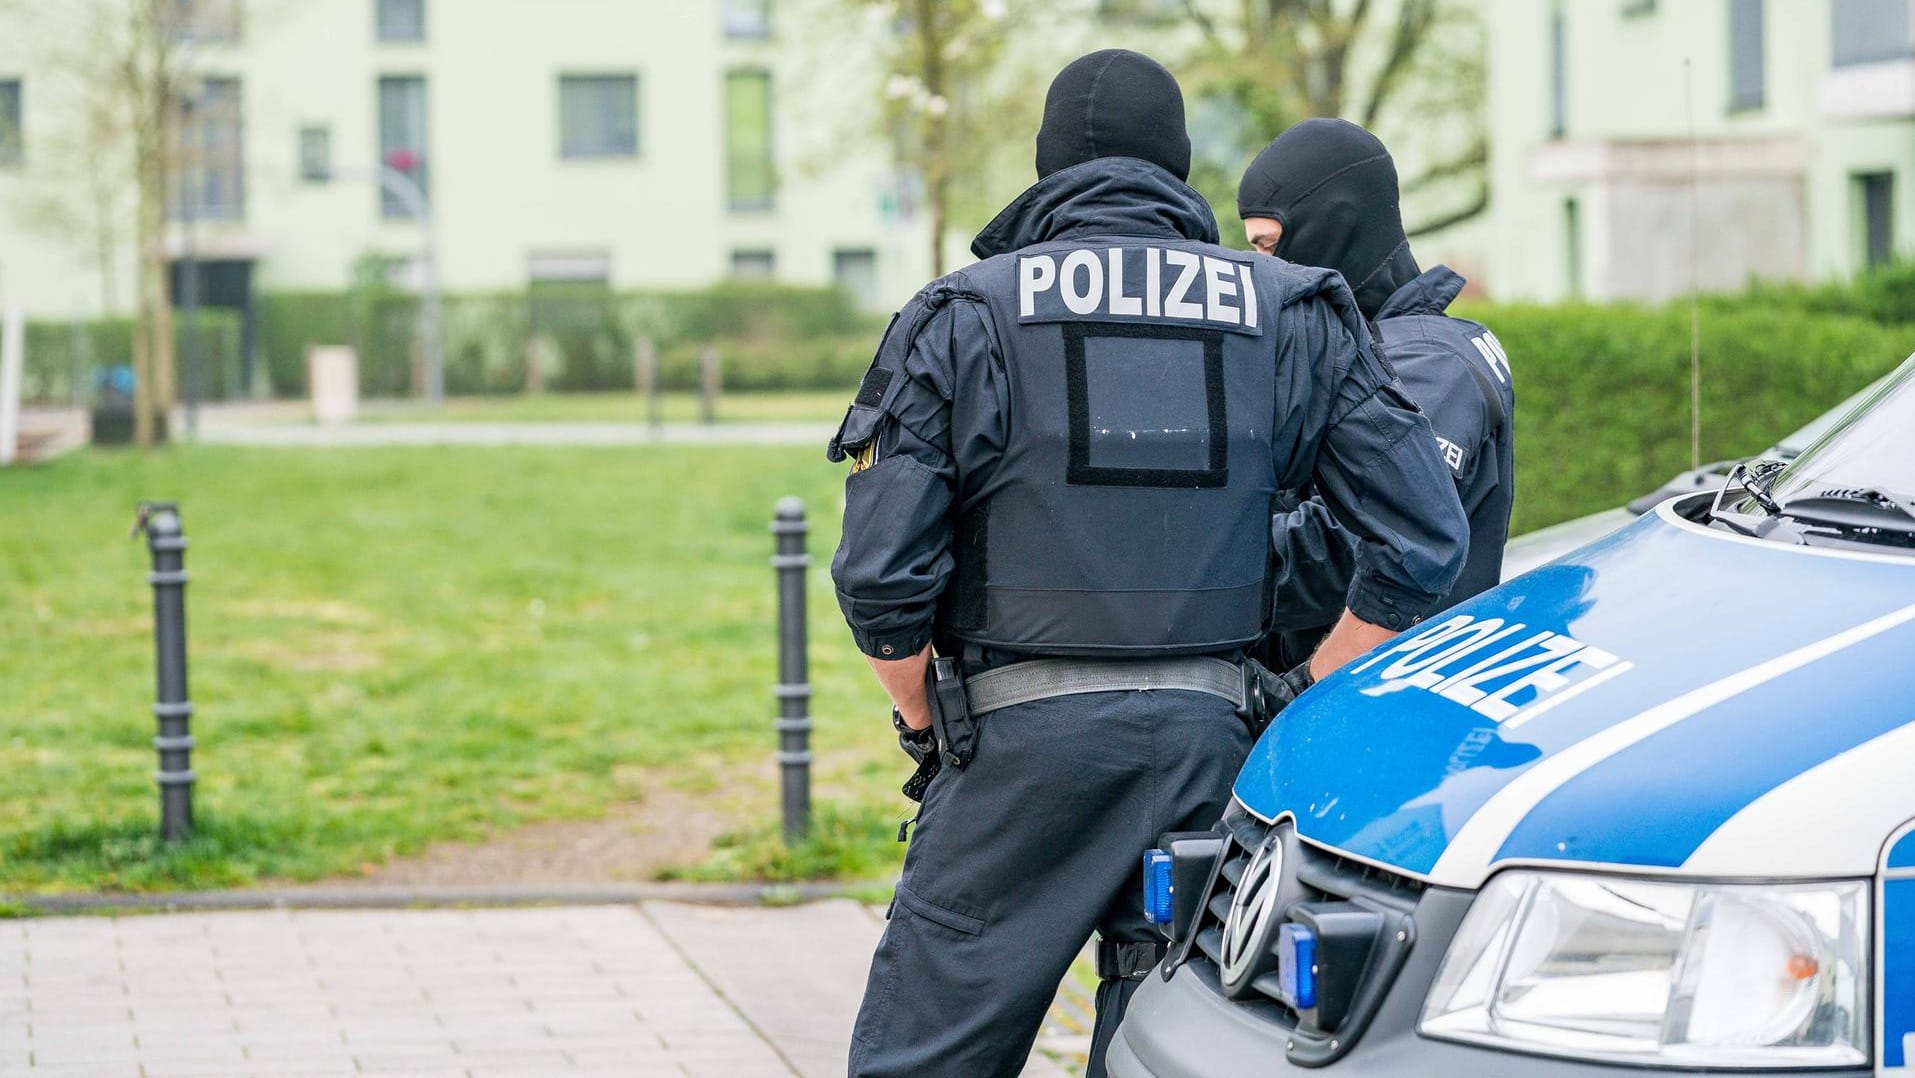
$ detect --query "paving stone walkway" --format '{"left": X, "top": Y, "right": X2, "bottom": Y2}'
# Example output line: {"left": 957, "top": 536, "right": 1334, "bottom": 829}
{"left": 0, "top": 902, "right": 1085, "bottom": 1077}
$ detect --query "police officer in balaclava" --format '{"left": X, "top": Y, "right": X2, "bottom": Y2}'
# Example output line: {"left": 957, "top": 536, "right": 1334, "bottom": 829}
{"left": 830, "top": 55, "right": 1469, "bottom": 1077}
{"left": 1239, "top": 118, "right": 1516, "bottom": 669}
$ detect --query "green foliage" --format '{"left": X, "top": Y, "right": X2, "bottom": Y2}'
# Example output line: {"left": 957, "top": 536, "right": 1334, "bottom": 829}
{"left": 662, "top": 799, "right": 908, "bottom": 884}
{"left": 1465, "top": 299, "right": 1914, "bottom": 533}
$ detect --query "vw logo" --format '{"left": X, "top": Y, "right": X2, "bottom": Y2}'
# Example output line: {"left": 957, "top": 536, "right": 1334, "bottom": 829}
{"left": 1219, "top": 833, "right": 1284, "bottom": 996}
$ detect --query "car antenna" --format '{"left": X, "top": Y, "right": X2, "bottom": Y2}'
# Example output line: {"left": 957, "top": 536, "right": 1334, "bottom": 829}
{"left": 1684, "top": 56, "right": 1703, "bottom": 471}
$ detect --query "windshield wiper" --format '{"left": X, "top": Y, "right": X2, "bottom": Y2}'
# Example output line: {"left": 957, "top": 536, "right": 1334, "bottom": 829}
{"left": 1709, "top": 460, "right": 1785, "bottom": 532}
{"left": 1777, "top": 487, "right": 1915, "bottom": 535}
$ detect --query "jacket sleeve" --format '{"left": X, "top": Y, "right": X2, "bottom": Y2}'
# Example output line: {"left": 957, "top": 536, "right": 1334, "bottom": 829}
{"left": 1268, "top": 494, "right": 1360, "bottom": 632}
{"left": 827, "top": 290, "right": 998, "bottom": 660}
{"left": 1277, "top": 295, "right": 1470, "bottom": 631}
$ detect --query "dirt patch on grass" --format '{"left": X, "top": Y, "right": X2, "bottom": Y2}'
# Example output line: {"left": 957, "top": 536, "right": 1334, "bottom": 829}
{"left": 330, "top": 783, "right": 740, "bottom": 887}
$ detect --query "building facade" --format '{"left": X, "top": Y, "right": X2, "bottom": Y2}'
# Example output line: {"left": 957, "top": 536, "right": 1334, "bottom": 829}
{"left": 1484, "top": 0, "right": 1915, "bottom": 302}
{"left": 0, "top": 0, "right": 932, "bottom": 322}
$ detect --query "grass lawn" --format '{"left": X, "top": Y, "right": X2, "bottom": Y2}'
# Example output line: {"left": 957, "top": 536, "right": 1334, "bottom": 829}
{"left": 0, "top": 442, "right": 909, "bottom": 893}
{"left": 353, "top": 390, "right": 851, "bottom": 426}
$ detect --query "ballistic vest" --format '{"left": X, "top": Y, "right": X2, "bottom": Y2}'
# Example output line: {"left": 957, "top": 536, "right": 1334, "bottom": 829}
{"left": 944, "top": 239, "right": 1285, "bottom": 656}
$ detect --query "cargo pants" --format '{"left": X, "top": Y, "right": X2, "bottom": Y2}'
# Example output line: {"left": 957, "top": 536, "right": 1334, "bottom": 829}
{"left": 847, "top": 689, "right": 1253, "bottom": 1078}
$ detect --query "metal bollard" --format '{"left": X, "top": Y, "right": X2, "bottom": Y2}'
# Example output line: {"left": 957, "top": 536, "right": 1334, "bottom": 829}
{"left": 770, "top": 497, "right": 812, "bottom": 842}
{"left": 698, "top": 345, "right": 719, "bottom": 425}
{"left": 133, "top": 501, "right": 194, "bottom": 842}
{"left": 635, "top": 336, "right": 661, "bottom": 429}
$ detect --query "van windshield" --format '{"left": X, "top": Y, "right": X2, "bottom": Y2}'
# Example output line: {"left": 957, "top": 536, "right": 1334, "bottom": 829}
{"left": 1771, "top": 354, "right": 1915, "bottom": 506}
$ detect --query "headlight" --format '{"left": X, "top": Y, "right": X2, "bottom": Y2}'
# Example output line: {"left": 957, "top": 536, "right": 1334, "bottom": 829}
{"left": 1419, "top": 871, "right": 1868, "bottom": 1068}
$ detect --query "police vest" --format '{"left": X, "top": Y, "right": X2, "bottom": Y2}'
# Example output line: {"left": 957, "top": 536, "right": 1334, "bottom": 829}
{"left": 945, "top": 239, "right": 1285, "bottom": 657}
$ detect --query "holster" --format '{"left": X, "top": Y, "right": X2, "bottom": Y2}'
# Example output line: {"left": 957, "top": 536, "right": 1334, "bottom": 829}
{"left": 1236, "top": 657, "right": 1315, "bottom": 739}
{"left": 926, "top": 656, "right": 978, "bottom": 770}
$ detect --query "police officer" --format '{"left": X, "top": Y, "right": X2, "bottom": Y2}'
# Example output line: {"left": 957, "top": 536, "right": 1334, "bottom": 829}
{"left": 830, "top": 52, "right": 1469, "bottom": 1078}
{"left": 1238, "top": 118, "right": 1516, "bottom": 669}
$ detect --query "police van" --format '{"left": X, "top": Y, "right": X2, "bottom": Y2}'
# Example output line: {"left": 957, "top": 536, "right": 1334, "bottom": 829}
{"left": 1111, "top": 354, "right": 1915, "bottom": 1077}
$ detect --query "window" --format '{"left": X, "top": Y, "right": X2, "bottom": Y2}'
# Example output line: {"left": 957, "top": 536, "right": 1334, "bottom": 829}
{"left": 1549, "top": 2, "right": 1568, "bottom": 139}
{"left": 169, "top": 0, "right": 240, "bottom": 43}
{"left": 171, "top": 77, "right": 244, "bottom": 221}
{"left": 1857, "top": 172, "right": 1895, "bottom": 268}
{"left": 377, "top": 0, "right": 425, "bottom": 42}
{"left": 298, "top": 125, "right": 331, "bottom": 182}
{"left": 378, "top": 76, "right": 429, "bottom": 218}
{"left": 559, "top": 75, "right": 639, "bottom": 159}
{"left": 0, "top": 80, "right": 19, "bottom": 168}
{"left": 1728, "top": 0, "right": 1765, "bottom": 111}
{"left": 833, "top": 248, "right": 879, "bottom": 312}
{"left": 723, "top": 0, "right": 771, "bottom": 39}
{"left": 1564, "top": 197, "right": 1583, "bottom": 298}
{"left": 1832, "top": 0, "right": 1913, "bottom": 66}
{"left": 725, "top": 69, "right": 774, "bottom": 210}
{"left": 730, "top": 250, "right": 776, "bottom": 279}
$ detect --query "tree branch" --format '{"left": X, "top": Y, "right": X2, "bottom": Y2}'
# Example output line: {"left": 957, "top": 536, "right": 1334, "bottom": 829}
{"left": 1400, "top": 135, "right": 1487, "bottom": 195}
{"left": 1361, "top": 0, "right": 1437, "bottom": 129}
{"left": 1407, "top": 180, "right": 1489, "bottom": 237}
{"left": 1177, "top": 0, "right": 1224, "bottom": 48}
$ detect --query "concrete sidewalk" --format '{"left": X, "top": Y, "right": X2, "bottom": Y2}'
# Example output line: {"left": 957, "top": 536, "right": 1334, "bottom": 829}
{"left": 0, "top": 902, "right": 1086, "bottom": 1077}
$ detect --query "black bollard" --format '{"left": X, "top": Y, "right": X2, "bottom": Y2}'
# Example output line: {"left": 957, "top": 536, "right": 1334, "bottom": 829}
{"left": 134, "top": 501, "right": 194, "bottom": 842}
{"left": 770, "top": 497, "right": 812, "bottom": 842}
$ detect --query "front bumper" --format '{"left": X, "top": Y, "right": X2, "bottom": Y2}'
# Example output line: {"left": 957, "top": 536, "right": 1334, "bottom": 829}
{"left": 1109, "top": 899, "right": 1874, "bottom": 1078}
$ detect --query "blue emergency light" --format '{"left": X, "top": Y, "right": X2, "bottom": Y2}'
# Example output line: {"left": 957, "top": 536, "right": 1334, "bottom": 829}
{"left": 1142, "top": 848, "right": 1173, "bottom": 924}
{"left": 1276, "top": 923, "right": 1318, "bottom": 1010}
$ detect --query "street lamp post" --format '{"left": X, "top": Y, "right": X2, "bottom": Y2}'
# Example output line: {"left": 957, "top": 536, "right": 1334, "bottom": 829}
{"left": 177, "top": 91, "right": 202, "bottom": 440}
{"left": 327, "top": 158, "right": 444, "bottom": 406}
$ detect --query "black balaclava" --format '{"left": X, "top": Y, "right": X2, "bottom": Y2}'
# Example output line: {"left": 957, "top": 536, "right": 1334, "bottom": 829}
{"left": 1035, "top": 49, "right": 1191, "bottom": 182}
{"left": 1237, "top": 117, "right": 1419, "bottom": 318}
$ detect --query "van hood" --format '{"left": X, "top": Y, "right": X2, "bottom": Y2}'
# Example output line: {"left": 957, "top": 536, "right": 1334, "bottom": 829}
{"left": 1235, "top": 500, "right": 1915, "bottom": 889}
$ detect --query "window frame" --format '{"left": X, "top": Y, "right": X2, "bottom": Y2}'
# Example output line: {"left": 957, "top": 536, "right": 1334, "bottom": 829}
{"left": 1727, "top": 0, "right": 1766, "bottom": 113}
{"left": 0, "top": 79, "right": 21, "bottom": 169}
{"left": 170, "top": 76, "right": 245, "bottom": 223}
{"left": 298, "top": 124, "right": 332, "bottom": 183}
{"left": 729, "top": 249, "right": 777, "bottom": 279}
{"left": 557, "top": 73, "right": 641, "bottom": 160}
{"left": 722, "top": 0, "right": 773, "bottom": 40}
{"left": 1856, "top": 171, "right": 1896, "bottom": 269}
{"left": 376, "top": 0, "right": 427, "bottom": 43}
{"left": 724, "top": 67, "right": 775, "bottom": 212}
{"left": 1548, "top": 1, "right": 1568, "bottom": 140}
{"left": 377, "top": 74, "right": 430, "bottom": 220}
{"left": 1831, "top": 0, "right": 1915, "bottom": 67}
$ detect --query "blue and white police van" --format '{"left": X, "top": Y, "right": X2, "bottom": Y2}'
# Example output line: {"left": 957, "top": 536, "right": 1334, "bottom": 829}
{"left": 1111, "top": 354, "right": 1915, "bottom": 1077}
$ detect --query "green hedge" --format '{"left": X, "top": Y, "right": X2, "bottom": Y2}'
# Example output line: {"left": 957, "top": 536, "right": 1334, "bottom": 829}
{"left": 255, "top": 283, "right": 877, "bottom": 398}
{"left": 1463, "top": 300, "right": 1913, "bottom": 533}
{"left": 21, "top": 312, "right": 245, "bottom": 406}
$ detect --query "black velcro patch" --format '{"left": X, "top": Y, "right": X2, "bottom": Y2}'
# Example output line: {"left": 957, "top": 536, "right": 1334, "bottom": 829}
{"left": 855, "top": 366, "right": 894, "bottom": 408}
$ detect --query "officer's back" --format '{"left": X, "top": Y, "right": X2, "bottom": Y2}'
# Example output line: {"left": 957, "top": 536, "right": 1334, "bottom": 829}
{"left": 829, "top": 51, "right": 1469, "bottom": 1078}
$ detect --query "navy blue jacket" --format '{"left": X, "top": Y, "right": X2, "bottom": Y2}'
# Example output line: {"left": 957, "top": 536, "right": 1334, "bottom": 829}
{"left": 828, "top": 159, "right": 1469, "bottom": 661}
{"left": 1268, "top": 266, "right": 1515, "bottom": 635}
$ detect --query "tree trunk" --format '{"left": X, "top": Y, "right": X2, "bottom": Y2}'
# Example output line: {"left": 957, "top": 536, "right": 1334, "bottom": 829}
{"left": 915, "top": 0, "right": 947, "bottom": 277}
{"left": 146, "top": 24, "right": 177, "bottom": 416}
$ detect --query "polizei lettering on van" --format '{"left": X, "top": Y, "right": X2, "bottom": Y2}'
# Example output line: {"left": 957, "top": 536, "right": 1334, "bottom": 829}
{"left": 1348, "top": 613, "right": 1635, "bottom": 727}
{"left": 1017, "top": 246, "right": 1264, "bottom": 335}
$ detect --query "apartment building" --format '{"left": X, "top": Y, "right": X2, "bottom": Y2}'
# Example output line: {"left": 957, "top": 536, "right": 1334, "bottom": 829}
{"left": 1483, "top": 0, "right": 1915, "bottom": 302}
{"left": 0, "top": 0, "right": 932, "bottom": 322}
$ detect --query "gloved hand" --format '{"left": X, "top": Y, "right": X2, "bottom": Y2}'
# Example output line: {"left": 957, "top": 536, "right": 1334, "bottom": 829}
{"left": 895, "top": 708, "right": 941, "bottom": 803}
{"left": 1241, "top": 660, "right": 1316, "bottom": 738}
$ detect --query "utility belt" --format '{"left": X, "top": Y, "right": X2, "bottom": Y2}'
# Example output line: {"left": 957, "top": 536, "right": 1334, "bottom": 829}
{"left": 897, "top": 654, "right": 1313, "bottom": 805}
